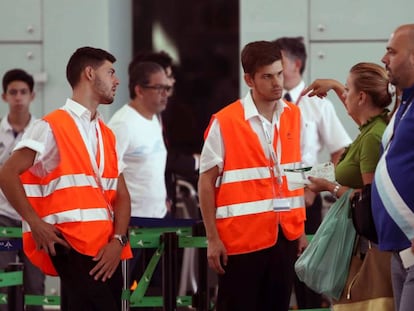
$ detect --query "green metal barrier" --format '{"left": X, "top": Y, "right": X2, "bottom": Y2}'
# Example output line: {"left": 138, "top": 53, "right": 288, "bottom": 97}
{"left": 1, "top": 226, "right": 324, "bottom": 310}
{"left": 0, "top": 270, "right": 60, "bottom": 306}
{"left": 129, "top": 227, "right": 198, "bottom": 308}
{"left": 0, "top": 226, "right": 22, "bottom": 238}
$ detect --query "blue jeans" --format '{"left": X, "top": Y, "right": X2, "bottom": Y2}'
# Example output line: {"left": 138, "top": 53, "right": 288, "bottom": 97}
{"left": 391, "top": 252, "right": 414, "bottom": 311}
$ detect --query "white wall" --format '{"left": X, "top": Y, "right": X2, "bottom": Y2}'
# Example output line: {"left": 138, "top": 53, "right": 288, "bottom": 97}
{"left": 240, "top": 0, "right": 310, "bottom": 97}
{"left": 0, "top": 0, "right": 132, "bottom": 296}
{"left": 240, "top": 0, "right": 414, "bottom": 141}
{"left": 0, "top": 0, "right": 132, "bottom": 121}
{"left": 42, "top": 0, "right": 132, "bottom": 120}
{"left": 1, "top": 0, "right": 412, "bottom": 133}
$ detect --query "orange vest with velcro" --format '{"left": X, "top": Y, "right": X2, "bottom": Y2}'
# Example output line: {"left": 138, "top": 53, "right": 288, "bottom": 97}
{"left": 207, "top": 100, "right": 305, "bottom": 255}
{"left": 20, "top": 109, "right": 132, "bottom": 275}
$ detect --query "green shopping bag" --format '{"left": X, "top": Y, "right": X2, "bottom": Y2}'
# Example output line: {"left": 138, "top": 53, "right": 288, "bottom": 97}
{"left": 295, "top": 189, "right": 356, "bottom": 300}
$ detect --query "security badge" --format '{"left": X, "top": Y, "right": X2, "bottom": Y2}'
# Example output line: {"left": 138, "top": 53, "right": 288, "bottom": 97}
{"left": 272, "top": 198, "right": 291, "bottom": 211}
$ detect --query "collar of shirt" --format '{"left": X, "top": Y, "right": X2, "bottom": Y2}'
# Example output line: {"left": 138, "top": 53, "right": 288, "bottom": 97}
{"left": 0, "top": 114, "right": 36, "bottom": 133}
{"left": 0, "top": 116, "right": 12, "bottom": 132}
{"left": 401, "top": 84, "right": 414, "bottom": 103}
{"left": 63, "top": 98, "right": 104, "bottom": 123}
{"left": 284, "top": 80, "right": 305, "bottom": 104}
{"left": 62, "top": 98, "right": 103, "bottom": 160}
{"left": 242, "top": 90, "right": 289, "bottom": 121}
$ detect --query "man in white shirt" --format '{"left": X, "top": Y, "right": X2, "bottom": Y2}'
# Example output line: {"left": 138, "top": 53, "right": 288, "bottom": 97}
{"left": 273, "top": 36, "right": 352, "bottom": 309}
{"left": 0, "top": 47, "right": 132, "bottom": 311}
{"left": 199, "top": 40, "right": 307, "bottom": 311}
{"left": 109, "top": 61, "right": 170, "bottom": 218}
{"left": 0, "top": 69, "right": 45, "bottom": 311}
{"left": 108, "top": 61, "right": 172, "bottom": 297}
{"left": 127, "top": 51, "right": 200, "bottom": 215}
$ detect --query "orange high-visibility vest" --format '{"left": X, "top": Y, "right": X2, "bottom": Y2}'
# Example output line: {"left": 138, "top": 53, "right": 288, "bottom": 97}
{"left": 20, "top": 109, "right": 132, "bottom": 275}
{"left": 206, "top": 100, "right": 305, "bottom": 255}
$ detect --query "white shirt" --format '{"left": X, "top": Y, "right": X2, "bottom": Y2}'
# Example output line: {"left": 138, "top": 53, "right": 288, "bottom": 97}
{"left": 285, "top": 80, "right": 352, "bottom": 166}
{"left": 108, "top": 104, "right": 167, "bottom": 218}
{"left": 200, "top": 91, "right": 289, "bottom": 174}
{"left": 10, "top": 98, "right": 117, "bottom": 222}
{"left": 0, "top": 114, "right": 36, "bottom": 220}
{"left": 14, "top": 98, "right": 110, "bottom": 178}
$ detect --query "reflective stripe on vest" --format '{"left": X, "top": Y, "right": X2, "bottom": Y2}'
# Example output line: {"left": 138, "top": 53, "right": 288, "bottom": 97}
{"left": 208, "top": 100, "right": 305, "bottom": 254}
{"left": 20, "top": 110, "right": 132, "bottom": 275}
{"left": 22, "top": 207, "right": 111, "bottom": 232}
{"left": 216, "top": 163, "right": 301, "bottom": 186}
{"left": 23, "top": 174, "right": 117, "bottom": 197}
{"left": 216, "top": 195, "right": 305, "bottom": 218}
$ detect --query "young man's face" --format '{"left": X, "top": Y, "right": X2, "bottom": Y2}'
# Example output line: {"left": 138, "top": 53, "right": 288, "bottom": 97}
{"left": 245, "top": 60, "right": 284, "bottom": 102}
{"left": 93, "top": 60, "right": 120, "bottom": 105}
{"left": 2, "top": 80, "right": 34, "bottom": 113}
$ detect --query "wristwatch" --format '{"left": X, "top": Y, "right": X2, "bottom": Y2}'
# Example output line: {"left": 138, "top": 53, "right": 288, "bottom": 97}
{"left": 113, "top": 234, "right": 128, "bottom": 247}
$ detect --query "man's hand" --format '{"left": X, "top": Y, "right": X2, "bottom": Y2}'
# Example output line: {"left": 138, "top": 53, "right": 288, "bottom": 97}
{"left": 207, "top": 237, "right": 228, "bottom": 274}
{"left": 30, "top": 219, "right": 70, "bottom": 256}
{"left": 89, "top": 240, "right": 123, "bottom": 282}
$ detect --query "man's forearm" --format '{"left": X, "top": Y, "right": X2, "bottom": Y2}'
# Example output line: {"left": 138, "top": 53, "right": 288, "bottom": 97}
{"left": 112, "top": 174, "right": 131, "bottom": 235}
{"left": 198, "top": 171, "right": 220, "bottom": 241}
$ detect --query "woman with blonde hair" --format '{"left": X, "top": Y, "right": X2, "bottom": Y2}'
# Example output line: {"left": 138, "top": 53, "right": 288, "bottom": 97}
{"left": 304, "top": 62, "right": 395, "bottom": 195}
{"left": 302, "top": 62, "right": 397, "bottom": 310}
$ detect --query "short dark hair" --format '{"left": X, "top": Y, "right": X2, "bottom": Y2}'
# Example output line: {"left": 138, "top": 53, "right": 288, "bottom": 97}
{"left": 128, "top": 50, "right": 173, "bottom": 75}
{"left": 273, "top": 37, "right": 307, "bottom": 75}
{"left": 66, "top": 46, "right": 116, "bottom": 88}
{"left": 128, "top": 61, "right": 164, "bottom": 99}
{"left": 241, "top": 41, "right": 282, "bottom": 76}
{"left": 2, "top": 69, "right": 34, "bottom": 93}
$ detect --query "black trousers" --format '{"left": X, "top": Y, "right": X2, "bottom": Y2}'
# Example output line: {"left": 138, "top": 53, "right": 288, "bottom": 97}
{"left": 50, "top": 245, "right": 123, "bottom": 311}
{"left": 216, "top": 229, "right": 298, "bottom": 311}
{"left": 294, "top": 194, "right": 323, "bottom": 308}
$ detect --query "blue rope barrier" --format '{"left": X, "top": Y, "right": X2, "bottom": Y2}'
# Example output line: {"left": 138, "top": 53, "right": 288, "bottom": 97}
{"left": 0, "top": 239, "right": 22, "bottom": 251}
{"left": 129, "top": 216, "right": 199, "bottom": 227}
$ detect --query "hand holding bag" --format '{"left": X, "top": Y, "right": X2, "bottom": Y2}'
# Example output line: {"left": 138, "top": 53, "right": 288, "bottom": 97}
{"left": 332, "top": 241, "right": 394, "bottom": 311}
{"left": 295, "top": 189, "right": 356, "bottom": 300}
{"left": 350, "top": 184, "right": 378, "bottom": 243}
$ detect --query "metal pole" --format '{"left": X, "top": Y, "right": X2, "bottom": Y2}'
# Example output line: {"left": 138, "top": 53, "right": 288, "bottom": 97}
{"left": 121, "top": 259, "right": 128, "bottom": 311}
{"left": 6, "top": 262, "right": 24, "bottom": 311}
{"left": 161, "top": 232, "right": 178, "bottom": 311}
{"left": 193, "top": 221, "right": 209, "bottom": 311}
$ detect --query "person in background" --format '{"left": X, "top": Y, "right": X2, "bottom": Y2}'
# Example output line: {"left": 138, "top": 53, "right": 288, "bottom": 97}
{"left": 273, "top": 36, "right": 352, "bottom": 309}
{"left": 128, "top": 51, "right": 200, "bottom": 215}
{"left": 108, "top": 61, "right": 170, "bottom": 305}
{"left": 0, "top": 69, "right": 45, "bottom": 311}
{"left": 198, "top": 40, "right": 306, "bottom": 311}
{"left": 371, "top": 23, "right": 414, "bottom": 311}
{"left": 304, "top": 62, "right": 395, "bottom": 310}
{"left": 109, "top": 61, "right": 169, "bottom": 219}
{"left": 0, "top": 47, "right": 132, "bottom": 311}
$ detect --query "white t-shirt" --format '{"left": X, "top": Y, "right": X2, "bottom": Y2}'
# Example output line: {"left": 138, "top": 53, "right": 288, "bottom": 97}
{"left": 108, "top": 104, "right": 167, "bottom": 218}
{"left": 0, "top": 114, "right": 36, "bottom": 220}
{"left": 285, "top": 80, "right": 352, "bottom": 166}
